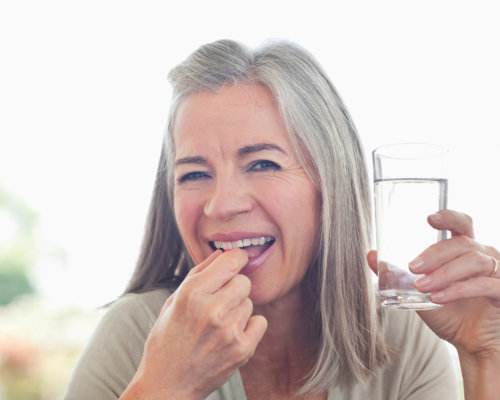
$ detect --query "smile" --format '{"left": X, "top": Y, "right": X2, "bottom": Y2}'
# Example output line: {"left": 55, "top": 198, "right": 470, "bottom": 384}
{"left": 210, "top": 236, "right": 275, "bottom": 251}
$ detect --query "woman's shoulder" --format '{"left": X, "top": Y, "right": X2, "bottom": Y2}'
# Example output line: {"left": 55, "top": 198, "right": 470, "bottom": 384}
{"left": 108, "top": 287, "right": 175, "bottom": 322}
{"left": 64, "top": 287, "right": 177, "bottom": 399}
{"left": 79, "top": 287, "right": 177, "bottom": 356}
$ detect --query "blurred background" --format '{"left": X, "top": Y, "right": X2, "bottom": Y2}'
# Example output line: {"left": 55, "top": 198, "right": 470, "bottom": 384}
{"left": 1, "top": 0, "right": 498, "bottom": 398}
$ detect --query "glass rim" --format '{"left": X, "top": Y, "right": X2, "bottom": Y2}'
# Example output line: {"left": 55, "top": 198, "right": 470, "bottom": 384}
{"left": 372, "top": 142, "right": 449, "bottom": 160}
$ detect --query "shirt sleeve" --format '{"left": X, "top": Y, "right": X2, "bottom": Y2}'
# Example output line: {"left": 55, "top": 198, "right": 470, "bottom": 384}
{"left": 63, "top": 289, "right": 170, "bottom": 400}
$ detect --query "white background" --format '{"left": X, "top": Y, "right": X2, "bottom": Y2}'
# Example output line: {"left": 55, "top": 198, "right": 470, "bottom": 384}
{"left": 0, "top": 0, "right": 499, "bottom": 308}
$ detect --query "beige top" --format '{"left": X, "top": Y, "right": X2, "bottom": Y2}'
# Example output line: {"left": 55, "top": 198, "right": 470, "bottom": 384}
{"left": 64, "top": 288, "right": 458, "bottom": 400}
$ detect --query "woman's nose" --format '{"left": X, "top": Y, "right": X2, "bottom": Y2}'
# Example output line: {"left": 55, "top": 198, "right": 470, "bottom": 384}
{"left": 203, "top": 175, "right": 254, "bottom": 220}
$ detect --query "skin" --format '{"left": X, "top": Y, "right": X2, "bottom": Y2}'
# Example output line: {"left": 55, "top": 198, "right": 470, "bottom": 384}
{"left": 121, "top": 83, "right": 323, "bottom": 400}
{"left": 367, "top": 209, "right": 500, "bottom": 400}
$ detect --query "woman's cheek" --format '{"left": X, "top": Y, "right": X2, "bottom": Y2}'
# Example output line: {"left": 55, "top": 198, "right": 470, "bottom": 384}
{"left": 174, "top": 192, "right": 200, "bottom": 250}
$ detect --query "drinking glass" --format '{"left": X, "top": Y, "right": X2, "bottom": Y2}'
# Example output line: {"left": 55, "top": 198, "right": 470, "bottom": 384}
{"left": 373, "top": 143, "right": 448, "bottom": 310}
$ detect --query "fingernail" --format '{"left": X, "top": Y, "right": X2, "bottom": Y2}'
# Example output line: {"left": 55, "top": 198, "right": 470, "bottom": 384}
{"left": 409, "top": 257, "right": 425, "bottom": 272}
{"left": 414, "top": 275, "right": 431, "bottom": 288}
{"left": 429, "top": 212, "right": 442, "bottom": 222}
{"left": 430, "top": 290, "right": 445, "bottom": 302}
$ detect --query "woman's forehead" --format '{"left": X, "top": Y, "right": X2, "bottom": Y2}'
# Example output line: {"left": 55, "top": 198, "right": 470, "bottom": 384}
{"left": 175, "top": 84, "right": 277, "bottom": 122}
{"left": 172, "top": 84, "right": 291, "bottom": 155}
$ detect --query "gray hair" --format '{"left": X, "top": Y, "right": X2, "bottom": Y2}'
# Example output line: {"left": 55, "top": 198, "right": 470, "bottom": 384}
{"left": 126, "top": 39, "right": 389, "bottom": 393}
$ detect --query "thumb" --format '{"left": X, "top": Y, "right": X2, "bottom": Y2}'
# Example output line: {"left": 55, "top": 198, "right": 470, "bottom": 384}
{"left": 188, "top": 250, "right": 222, "bottom": 276}
{"left": 366, "top": 250, "right": 378, "bottom": 275}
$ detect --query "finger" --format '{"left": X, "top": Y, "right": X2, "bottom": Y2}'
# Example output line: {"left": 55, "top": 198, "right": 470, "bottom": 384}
{"left": 409, "top": 235, "right": 479, "bottom": 274}
{"left": 241, "top": 315, "right": 267, "bottom": 355}
{"left": 228, "top": 314, "right": 267, "bottom": 367}
{"left": 427, "top": 209, "right": 474, "bottom": 238}
{"left": 197, "top": 248, "right": 249, "bottom": 293}
{"left": 205, "top": 295, "right": 254, "bottom": 333}
{"left": 228, "top": 297, "right": 254, "bottom": 333}
{"left": 170, "top": 250, "right": 244, "bottom": 312}
{"left": 366, "top": 250, "right": 378, "bottom": 275}
{"left": 216, "top": 274, "right": 252, "bottom": 310}
{"left": 414, "top": 250, "right": 494, "bottom": 293}
{"left": 188, "top": 250, "right": 223, "bottom": 275}
{"left": 429, "top": 277, "right": 500, "bottom": 304}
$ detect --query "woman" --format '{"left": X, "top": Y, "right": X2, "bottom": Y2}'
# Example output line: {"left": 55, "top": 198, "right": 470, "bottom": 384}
{"left": 65, "top": 39, "right": 500, "bottom": 399}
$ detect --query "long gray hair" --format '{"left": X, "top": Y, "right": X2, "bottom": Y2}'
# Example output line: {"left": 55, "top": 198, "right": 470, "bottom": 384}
{"left": 125, "top": 39, "right": 389, "bottom": 393}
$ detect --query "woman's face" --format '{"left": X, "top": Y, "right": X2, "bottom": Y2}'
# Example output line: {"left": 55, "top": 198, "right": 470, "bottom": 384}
{"left": 172, "top": 84, "right": 321, "bottom": 305}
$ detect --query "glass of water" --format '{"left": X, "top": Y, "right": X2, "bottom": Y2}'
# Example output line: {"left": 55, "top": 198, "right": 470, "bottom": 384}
{"left": 373, "top": 143, "right": 448, "bottom": 310}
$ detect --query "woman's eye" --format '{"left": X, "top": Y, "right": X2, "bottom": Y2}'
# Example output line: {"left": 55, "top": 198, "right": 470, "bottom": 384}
{"left": 250, "top": 160, "right": 281, "bottom": 171}
{"left": 178, "top": 171, "right": 210, "bottom": 183}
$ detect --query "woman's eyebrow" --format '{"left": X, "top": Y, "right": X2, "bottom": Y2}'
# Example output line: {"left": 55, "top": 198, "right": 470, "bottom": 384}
{"left": 237, "top": 143, "right": 287, "bottom": 157}
{"left": 175, "top": 143, "right": 286, "bottom": 166}
{"left": 174, "top": 156, "right": 207, "bottom": 166}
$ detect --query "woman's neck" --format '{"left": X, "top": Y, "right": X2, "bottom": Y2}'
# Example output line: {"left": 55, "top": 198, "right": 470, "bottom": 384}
{"left": 241, "top": 283, "right": 319, "bottom": 397}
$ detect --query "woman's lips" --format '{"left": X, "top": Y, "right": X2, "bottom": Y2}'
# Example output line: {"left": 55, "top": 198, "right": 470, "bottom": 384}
{"left": 240, "top": 240, "right": 274, "bottom": 275}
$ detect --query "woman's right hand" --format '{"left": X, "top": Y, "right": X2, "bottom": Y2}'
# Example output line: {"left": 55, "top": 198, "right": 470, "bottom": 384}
{"left": 120, "top": 249, "right": 268, "bottom": 400}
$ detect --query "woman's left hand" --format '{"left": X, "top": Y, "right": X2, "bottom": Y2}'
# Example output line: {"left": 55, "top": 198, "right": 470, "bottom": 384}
{"left": 367, "top": 210, "right": 500, "bottom": 400}
{"left": 368, "top": 210, "right": 500, "bottom": 400}
{"left": 368, "top": 209, "right": 500, "bottom": 398}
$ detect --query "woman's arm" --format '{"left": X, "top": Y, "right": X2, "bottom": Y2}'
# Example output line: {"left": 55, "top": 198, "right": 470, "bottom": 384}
{"left": 458, "top": 349, "right": 500, "bottom": 399}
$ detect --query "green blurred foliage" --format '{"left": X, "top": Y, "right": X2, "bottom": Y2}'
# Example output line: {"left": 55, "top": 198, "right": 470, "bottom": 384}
{"left": 0, "top": 186, "right": 37, "bottom": 305}
{"left": 0, "top": 270, "right": 33, "bottom": 306}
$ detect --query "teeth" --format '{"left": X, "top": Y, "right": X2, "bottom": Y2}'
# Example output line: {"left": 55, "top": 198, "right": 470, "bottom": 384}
{"left": 232, "top": 240, "right": 243, "bottom": 248}
{"left": 213, "top": 236, "right": 273, "bottom": 251}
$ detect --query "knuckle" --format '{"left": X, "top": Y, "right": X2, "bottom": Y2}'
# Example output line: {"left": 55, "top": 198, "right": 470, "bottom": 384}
{"left": 480, "top": 252, "right": 493, "bottom": 268}
{"left": 469, "top": 249, "right": 484, "bottom": 264}
{"left": 464, "top": 213, "right": 473, "bottom": 227}
{"left": 438, "top": 265, "right": 452, "bottom": 283}
{"left": 469, "top": 250, "right": 492, "bottom": 275}
{"left": 233, "top": 338, "right": 252, "bottom": 364}
{"left": 179, "top": 274, "right": 198, "bottom": 294}
{"left": 177, "top": 287, "right": 207, "bottom": 315}
{"left": 186, "top": 287, "right": 203, "bottom": 306}
{"left": 466, "top": 251, "right": 487, "bottom": 277}
{"left": 242, "top": 297, "right": 253, "bottom": 315}
{"left": 219, "top": 323, "right": 240, "bottom": 346}
{"left": 208, "top": 306, "right": 224, "bottom": 327}
{"left": 457, "top": 235, "right": 475, "bottom": 250}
